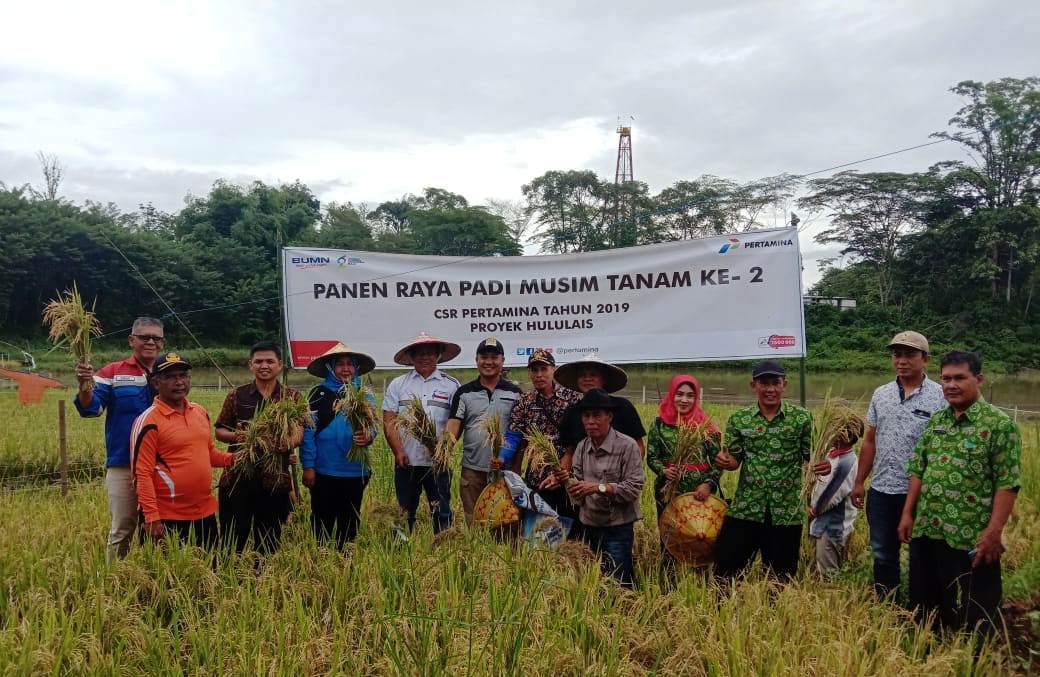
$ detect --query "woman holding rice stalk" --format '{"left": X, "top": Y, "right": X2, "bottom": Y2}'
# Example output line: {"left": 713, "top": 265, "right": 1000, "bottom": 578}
{"left": 646, "top": 375, "right": 722, "bottom": 516}
{"left": 300, "top": 343, "right": 378, "bottom": 547}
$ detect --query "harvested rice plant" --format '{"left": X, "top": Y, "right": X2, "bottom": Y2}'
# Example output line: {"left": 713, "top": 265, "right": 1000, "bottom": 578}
{"left": 0, "top": 390, "right": 1037, "bottom": 674}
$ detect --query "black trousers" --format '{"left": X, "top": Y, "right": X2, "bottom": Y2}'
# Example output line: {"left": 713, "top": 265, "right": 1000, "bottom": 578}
{"left": 164, "top": 514, "right": 219, "bottom": 548}
{"left": 909, "top": 537, "right": 1002, "bottom": 637}
{"left": 218, "top": 478, "right": 293, "bottom": 554}
{"left": 310, "top": 473, "right": 368, "bottom": 548}
{"left": 714, "top": 511, "right": 802, "bottom": 581}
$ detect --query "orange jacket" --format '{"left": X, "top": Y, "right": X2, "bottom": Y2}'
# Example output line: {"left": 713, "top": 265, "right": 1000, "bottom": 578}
{"left": 130, "top": 397, "right": 234, "bottom": 522}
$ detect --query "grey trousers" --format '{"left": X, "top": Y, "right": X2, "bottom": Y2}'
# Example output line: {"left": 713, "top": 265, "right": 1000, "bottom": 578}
{"left": 105, "top": 467, "right": 139, "bottom": 562}
{"left": 813, "top": 533, "right": 847, "bottom": 577}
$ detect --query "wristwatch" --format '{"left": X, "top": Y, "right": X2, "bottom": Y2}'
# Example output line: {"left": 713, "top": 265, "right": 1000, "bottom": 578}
{"left": 598, "top": 483, "right": 607, "bottom": 494}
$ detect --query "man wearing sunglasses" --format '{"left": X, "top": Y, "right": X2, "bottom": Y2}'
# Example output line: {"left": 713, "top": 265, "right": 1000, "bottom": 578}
{"left": 74, "top": 317, "right": 165, "bottom": 562}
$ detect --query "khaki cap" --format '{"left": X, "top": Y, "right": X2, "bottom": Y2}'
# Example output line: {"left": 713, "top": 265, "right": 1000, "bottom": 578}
{"left": 888, "top": 331, "right": 929, "bottom": 354}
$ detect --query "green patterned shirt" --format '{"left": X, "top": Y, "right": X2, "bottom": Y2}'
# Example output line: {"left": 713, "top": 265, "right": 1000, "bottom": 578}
{"left": 907, "top": 399, "right": 1021, "bottom": 551}
{"left": 646, "top": 417, "right": 722, "bottom": 501}
{"left": 724, "top": 401, "right": 813, "bottom": 525}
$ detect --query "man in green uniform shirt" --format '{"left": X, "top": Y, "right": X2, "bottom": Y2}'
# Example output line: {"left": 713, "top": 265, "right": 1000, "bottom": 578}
{"left": 898, "top": 350, "right": 1020, "bottom": 637}
{"left": 714, "top": 361, "right": 829, "bottom": 581}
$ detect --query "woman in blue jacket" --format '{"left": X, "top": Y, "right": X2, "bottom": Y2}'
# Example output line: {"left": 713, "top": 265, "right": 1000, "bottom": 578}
{"left": 301, "top": 343, "right": 378, "bottom": 547}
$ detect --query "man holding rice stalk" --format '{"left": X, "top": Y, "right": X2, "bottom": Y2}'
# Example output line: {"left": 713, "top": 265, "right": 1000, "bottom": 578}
{"left": 130, "top": 353, "right": 241, "bottom": 547}
{"left": 72, "top": 314, "right": 164, "bottom": 562}
{"left": 713, "top": 361, "right": 830, "bottom": 582}
{"left": 899, "top": 350, "right": 1021, "bottom": 639}
{"left": 552, "top": 389, "right": 644, "bottom": 586}
{"left": 301, "top": 343, "right": 379, "bottom": 547}
{"left": 445, "top": 337, "right": 522, "bottom": 525}
{"left": 215, "top": 340, "right": 306, "bottom": 554}
{"left": 505, "top": 349, "right": 581, "bottom": 517}
{"left": 850, "top": 331, "right": 946, "bottom": 599}
{"left": 383, "top": 332, "right": 461, "bottom": 533}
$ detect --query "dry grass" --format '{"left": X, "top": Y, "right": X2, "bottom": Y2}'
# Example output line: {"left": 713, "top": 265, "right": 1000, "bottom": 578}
{"left": 0, "top": 393, "right": 1035, "bottom": 674}
{"left": 41, "top": 284, "right": 101, "bottom": 388}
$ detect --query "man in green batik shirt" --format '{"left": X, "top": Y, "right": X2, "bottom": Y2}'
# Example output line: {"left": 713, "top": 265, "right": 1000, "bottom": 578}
{"left": 714, "top": 361, "right": 830, "bottom": 581}
{"left": 898, "top": 350, "right": 1020, "bottom": 638}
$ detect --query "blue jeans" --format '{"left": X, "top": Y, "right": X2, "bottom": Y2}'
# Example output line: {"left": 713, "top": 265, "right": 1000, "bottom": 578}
{"left": 866, "top": 487, "right": 907, "bottom": 598}
{"left": 394, "top": 466, "right": 453, "bottom": 533}
{"left": 583, "top": 522, "right": 635, "bottom": 586}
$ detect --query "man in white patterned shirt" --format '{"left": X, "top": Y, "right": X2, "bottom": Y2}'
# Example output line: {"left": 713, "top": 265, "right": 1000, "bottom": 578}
{"left": 850, "top": 331, "right": 945, "bottom": 598}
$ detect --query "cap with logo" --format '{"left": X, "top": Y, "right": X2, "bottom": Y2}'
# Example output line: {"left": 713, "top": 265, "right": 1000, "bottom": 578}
{"left": 751, "top": 360, "right": 785, "bottom": 379}
{"left": 888, "top": 330, "right": 929, "bottom": 355}
{"left": 152, "top": 352, "right": 192, "bottom": 376}
{"left": 527, "top": 348, "right": 555, "bottom": 367}
{"left": 476, "top": 337, "right": 504, "bottom": 355}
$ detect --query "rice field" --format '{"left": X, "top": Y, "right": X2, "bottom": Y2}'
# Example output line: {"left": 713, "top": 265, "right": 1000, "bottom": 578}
{"left": 0, "top": 388, "right": 1037, "bottom": 674}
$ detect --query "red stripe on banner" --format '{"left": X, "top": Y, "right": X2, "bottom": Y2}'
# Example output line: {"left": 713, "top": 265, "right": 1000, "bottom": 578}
{"left": 290, "top": 340, "right": 339, "bottom": 367}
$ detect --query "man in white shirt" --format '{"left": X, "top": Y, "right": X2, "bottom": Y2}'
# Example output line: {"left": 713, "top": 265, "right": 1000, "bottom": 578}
{"left": 850, "top": 331, "right": 946, "bottom": 598}
{"left": 382, "top": 332, "right": 461, "bottom": 533}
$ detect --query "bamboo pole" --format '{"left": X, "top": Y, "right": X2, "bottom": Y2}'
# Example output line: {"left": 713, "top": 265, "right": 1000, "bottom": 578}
{"left": 58, "top": 399, "right": 68, "bottom": 496}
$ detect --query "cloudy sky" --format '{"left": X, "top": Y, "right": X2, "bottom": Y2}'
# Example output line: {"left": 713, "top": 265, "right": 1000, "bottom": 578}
{"left": 1, "top": 0, "right": 1036, "bottom": 283}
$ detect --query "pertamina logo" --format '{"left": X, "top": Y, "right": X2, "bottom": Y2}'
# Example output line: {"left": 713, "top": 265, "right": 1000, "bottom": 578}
{"left": 759, "top": 334, "right": 797, "bottom": 349}
{"left": 291, "top": 255, "right": 330, "bottom": 269}
{"left": 718, "top": 238, "right": 740, "bottom": 254}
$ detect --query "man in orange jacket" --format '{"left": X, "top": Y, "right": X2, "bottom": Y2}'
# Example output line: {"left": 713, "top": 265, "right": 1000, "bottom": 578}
{"left": 130, "top": 353, "right": 241, "bottom": 547}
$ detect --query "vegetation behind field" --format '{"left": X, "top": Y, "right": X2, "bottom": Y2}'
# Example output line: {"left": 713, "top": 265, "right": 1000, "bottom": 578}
{"left": 0, "top": 391, "right": 1037, "bottom": 673}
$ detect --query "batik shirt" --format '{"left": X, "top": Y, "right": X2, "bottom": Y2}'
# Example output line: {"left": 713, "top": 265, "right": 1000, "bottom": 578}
{"left": 646, "top": 418, "right": 722, "bottom": 502}
{"left": 508, "top": 382, "right": 581, "bottom": 485}
{"left": 907, "top": 399, "right": 1021, "bottom": 551}
{"left": 865, "top": 376, "right": 945, "bottom": 494}
{"left": 724, "top": 401, "right": 813, "bottom": 526}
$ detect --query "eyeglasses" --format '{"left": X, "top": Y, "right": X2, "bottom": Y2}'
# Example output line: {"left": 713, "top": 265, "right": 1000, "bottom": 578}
{"left": 133, "top": 335, "right": 165, "bottom": 343}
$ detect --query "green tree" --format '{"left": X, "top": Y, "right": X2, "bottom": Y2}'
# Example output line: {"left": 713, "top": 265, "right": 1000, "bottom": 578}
{"left": 522, "top": 170, "right": 605, "bottom": 253}
{"left": 798, "top": 172, "right": 932, "bottom": 306}
{"left": 409, "top": 207, "right": 520, "bottom": 256}
{"left": 931, "top": 77, "right": 1040, "bottom": 302}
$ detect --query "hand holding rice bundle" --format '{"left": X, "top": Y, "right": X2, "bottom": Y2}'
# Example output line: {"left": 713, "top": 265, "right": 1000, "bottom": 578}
{"left": 661, "top": 420, "right": 715, "bottom": 505}
{"left": 802, "top": 393, "right": 865, "bottom": 499}
{"left": 397, "top": 395, "right": 438, "bottom": 455}
{"left": 333, "top": 383, "right": 379, "bottom": 462}
{"left": 432, "top": 430, "right": 463, "bottom": 473}
{"left": 481, "top": 411, "right": 505, "bottom": 481}
{"left": 524, "top": 427, "right": 579, "bottom": 505}
{"left": 236, "top": 395, "right": 312, "bottom": 479}
{"left": 42, "top": 284, "right": 101, "bottom": 393}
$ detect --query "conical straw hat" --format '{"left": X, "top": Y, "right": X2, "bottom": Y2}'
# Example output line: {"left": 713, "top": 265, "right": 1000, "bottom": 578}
{"left": 306, "top": 342, "right": 376, "bottom": 377}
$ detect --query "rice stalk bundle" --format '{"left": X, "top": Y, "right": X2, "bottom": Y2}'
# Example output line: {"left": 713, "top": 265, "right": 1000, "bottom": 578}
{"left": 333, "top": 383, "right": 379, "bottom": 462}
{"left": 481, "top": 411, "right": 505, "bottom": 481}
{"left": 802, "top": 392, "right": 865, "bottom": 499}
{"left": 42, "top": 284, "right": 101, "bottom": 391}
{"left": 523, "top": 428, "right": 561, "bottom": 476}
{"left": 236, "top": 395, "right": 313, "bottom": 479}
{"left": 397, "top": 395, "right": 438, "bottom": 455}
{"left": 661, "top": 420, "right": 714, "bottom": 505}
{"left": 431, "top": 430, "right": 463, "bottom": 473}
{"left": 524, "top": 427, "right": 580, "bottom": 505}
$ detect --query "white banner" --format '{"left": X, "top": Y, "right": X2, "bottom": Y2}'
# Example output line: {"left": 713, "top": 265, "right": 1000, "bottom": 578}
{"left": 282, "top": 227, "right": 805, "bottom": 369}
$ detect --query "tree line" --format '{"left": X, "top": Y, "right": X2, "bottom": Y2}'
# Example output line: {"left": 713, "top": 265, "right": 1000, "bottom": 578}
{"left": 0, "top": 77, "right": 1037, "bottom": 366}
